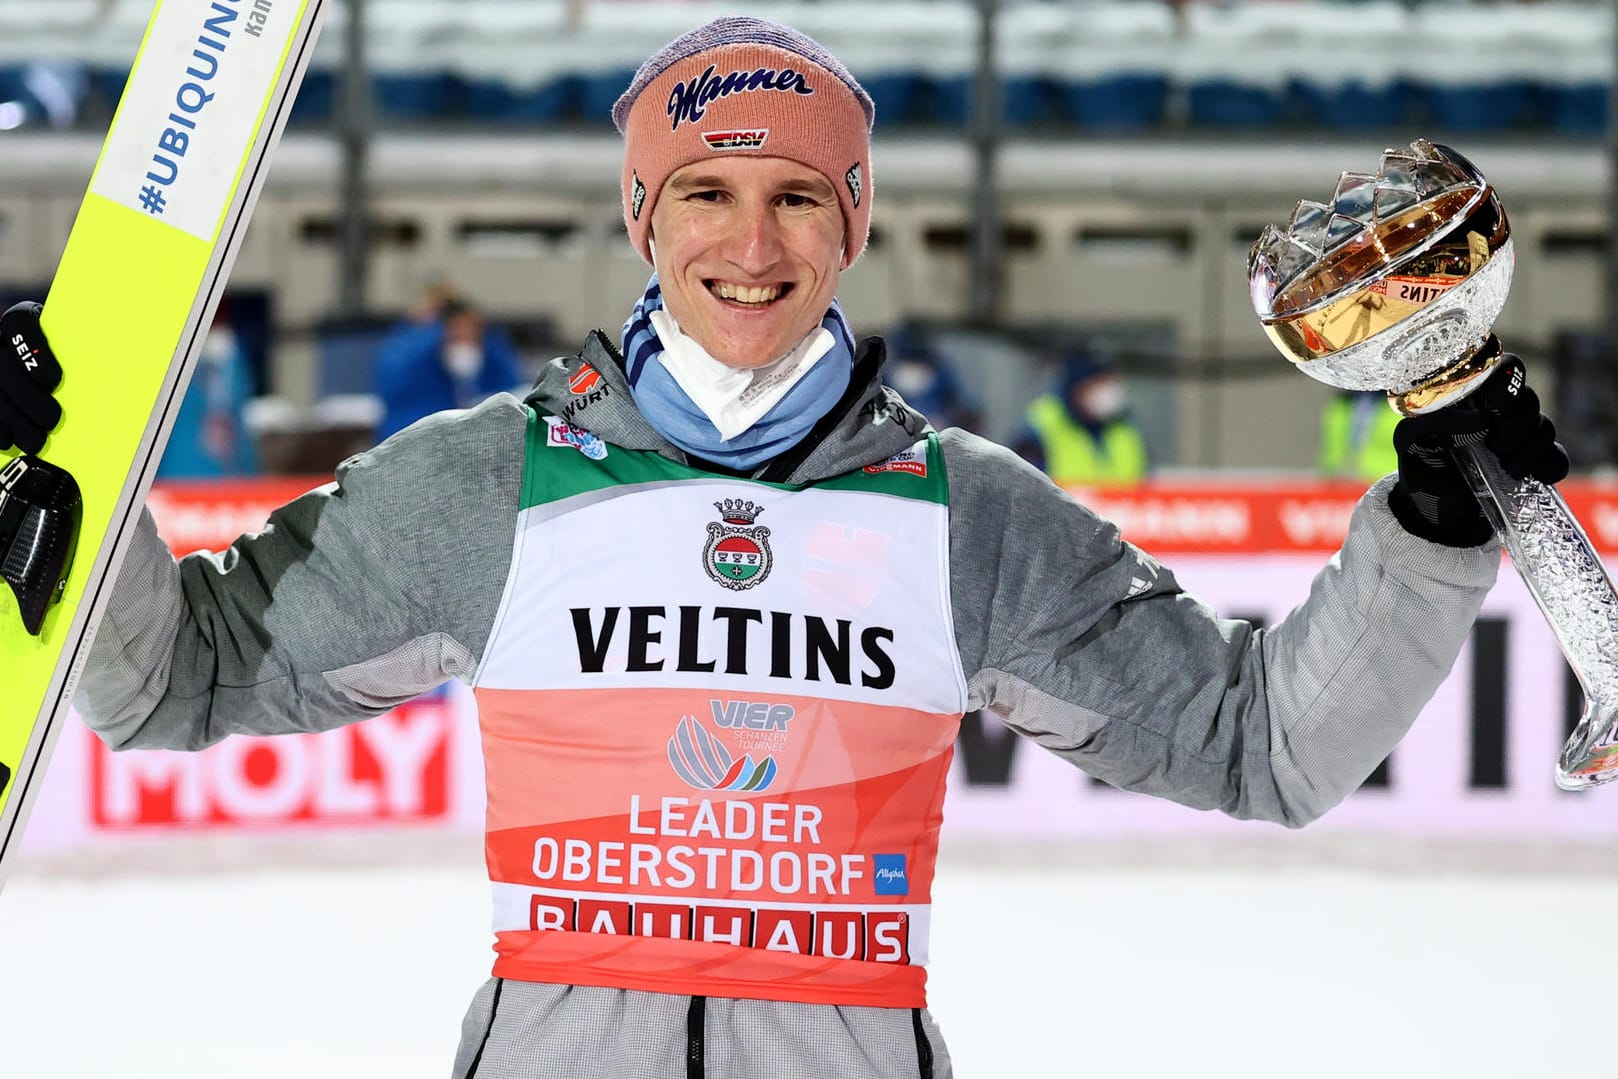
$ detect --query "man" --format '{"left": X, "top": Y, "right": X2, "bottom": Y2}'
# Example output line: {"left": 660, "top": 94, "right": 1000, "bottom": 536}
{"left": 1013, "top": 352, "right": 1147, "bottom": 487}
{"left": 0, "top": 16, "right": 1567, "bottom": 1079}
{"left": 374, "top": 296, "right": 525, "bottom": 441}
{"left": 882, "top": 320, "right": 983, "bottom": 434}
{"left": 155, "top": 310, "right": 259, "bottom": 479}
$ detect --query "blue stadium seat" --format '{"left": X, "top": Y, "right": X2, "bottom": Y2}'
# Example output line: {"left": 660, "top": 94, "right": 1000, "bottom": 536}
{"left": 992, "top": 3, "right": 1067, "bottom": 127}
{"left": 289, "top": 72, "right": 336, "bottom": 124}
{"left": 1291, "top": 76, "right": 1416, "bottom": 131}
{"left": 576, "top": 1, "right": 731, "bottom": 128}
{"left": 9, "top": 0, "right": 1614, "bottom": 139}
{"left": 1288, "top": 2, "right": 1415, "bottom": 131}
{"left": 369, "top": 0, "right": 462, "bottom": 120}
{"left": 577, "top": 67, "right": 637, "bottom": 128}
{"left": 1545, "top": 83, "right": 1606, "bottom": 135}
{"left": 373, "top": 73, "right": 461, "bottom": 121}
{"left": 1409, "top": 2, "right": 1546, "bottom": 132}
{"left": 1532, "top": 2, "right": 1610, "bottom": 135}
{"left": 802, "top": 1, "right": 974, "bottom": 126}
{"left": 1060, "top": 73, "right": 1169, "bottom": 130}
{"left": 928, "top": 75, "right": 1053, "bottom": 128}
{"left": 1423, "top": 80, "right": 1538, "bottom": 131}
{"left": 451, "top": 1, "right": 583, "bottom": 124}
{"left": 1178, "top": 3, "right": 1299, "bottom": 128}
{"left": 462, "top": 75, "right": 583, "bottom": 124}
{"left": 1049, "top": 1, "right": 1174, "bottom": 130}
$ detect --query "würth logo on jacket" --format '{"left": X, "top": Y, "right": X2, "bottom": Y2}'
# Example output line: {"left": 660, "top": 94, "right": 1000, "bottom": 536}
{"left": 563, "top": 364, "right": 612, "bottom": 422}
{"left": 705, "top": 499, "right": 771, "bottom": 590}
{"left": 568, "top": 364, "right": 602, "bottom": 395}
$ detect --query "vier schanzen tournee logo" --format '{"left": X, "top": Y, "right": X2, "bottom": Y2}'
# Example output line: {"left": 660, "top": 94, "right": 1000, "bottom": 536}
{"left": 704, "top": 499, "right": 772, "bottom": 590}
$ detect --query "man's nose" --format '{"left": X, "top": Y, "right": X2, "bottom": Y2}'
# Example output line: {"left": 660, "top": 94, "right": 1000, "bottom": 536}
{"left": 723, "top": 203, "right": 784, "bottom": 275}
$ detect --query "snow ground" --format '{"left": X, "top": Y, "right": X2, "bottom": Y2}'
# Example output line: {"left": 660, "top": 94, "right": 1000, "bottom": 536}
{"left": 1, "top": 842, "right": 1612, "bottom": 1079}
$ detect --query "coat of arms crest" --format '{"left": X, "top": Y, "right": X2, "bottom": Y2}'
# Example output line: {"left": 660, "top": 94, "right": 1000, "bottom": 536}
{"left": 703, "top": 499, "right": 772, "bottom": 590}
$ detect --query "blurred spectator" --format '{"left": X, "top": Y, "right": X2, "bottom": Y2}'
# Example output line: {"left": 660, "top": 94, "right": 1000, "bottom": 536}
{"left": 374, "top": 298, "right": 525, "bottom": 441}
{"left": 881, "top": 320, "right": 983, "bottom": 433}
{"left": 400, "top": 278, "right": 466, "bottom": 330}
{"left": 367, "top": 280, "right": 469, "bottom": 387}
{"left": 367, "top": 278, "right": 471, "bottom": 397}
{"left": 157, "top": 316, "right": 259, "bottom": 479}
{"left": 1318, "top": 388, "right": 1399, "bottom": 483}
{"left": 1012, "top": 352, "right": 1147, "bottom": 487}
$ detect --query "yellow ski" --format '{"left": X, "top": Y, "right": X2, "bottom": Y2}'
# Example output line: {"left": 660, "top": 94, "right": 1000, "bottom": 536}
{"left": 0, "top": 0, "right": 329, "bottom": 890}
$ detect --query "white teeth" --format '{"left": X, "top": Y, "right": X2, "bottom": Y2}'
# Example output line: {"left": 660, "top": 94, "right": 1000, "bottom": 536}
{"left": 713, "top": 282, "right": 781, "bottom": 304}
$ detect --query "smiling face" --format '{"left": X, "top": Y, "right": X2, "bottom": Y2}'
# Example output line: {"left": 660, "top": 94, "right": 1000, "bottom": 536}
{"left": 649, "top": 156, "right": 845, "bottom": 370}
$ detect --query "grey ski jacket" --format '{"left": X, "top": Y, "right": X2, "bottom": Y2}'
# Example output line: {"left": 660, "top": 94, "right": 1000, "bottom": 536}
{"left": 77, "top": 332, "right": 1500, "bottom": 1079}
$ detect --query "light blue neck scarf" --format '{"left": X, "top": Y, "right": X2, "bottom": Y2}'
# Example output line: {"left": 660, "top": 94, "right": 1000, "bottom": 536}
{"left": 621, "top": 276, "right": 854, "bottom": 470}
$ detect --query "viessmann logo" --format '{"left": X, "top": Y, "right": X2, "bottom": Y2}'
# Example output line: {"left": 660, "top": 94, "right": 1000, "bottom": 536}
{"left": 863, "top": 445, "right": 926, "bottom": 477}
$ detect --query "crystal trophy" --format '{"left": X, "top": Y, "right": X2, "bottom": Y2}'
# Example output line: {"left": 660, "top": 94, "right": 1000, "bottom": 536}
{"left": 1248, "top": 139, "right": 1618, "bottom": 790}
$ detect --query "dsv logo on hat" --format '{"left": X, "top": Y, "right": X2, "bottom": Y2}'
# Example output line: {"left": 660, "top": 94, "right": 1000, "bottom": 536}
{"left": 704, "top": 129, "right": 770, "bottom": 150}
{"left": 667, "top": 64, "right": 815, "bottom": 130}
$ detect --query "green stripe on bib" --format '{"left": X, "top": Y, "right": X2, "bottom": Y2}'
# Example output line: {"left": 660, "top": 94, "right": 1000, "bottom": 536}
{"left": 521, "top": 411, "right": 948, "bottom": 510}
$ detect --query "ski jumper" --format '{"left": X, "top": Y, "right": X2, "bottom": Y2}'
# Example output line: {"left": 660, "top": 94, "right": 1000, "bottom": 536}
{"left": 76, "top": 333, "right": 1501, "bottom": 1078}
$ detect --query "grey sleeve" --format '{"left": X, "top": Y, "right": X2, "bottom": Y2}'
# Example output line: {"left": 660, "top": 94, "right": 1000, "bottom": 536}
{"left": 75, "top": 396, "right": 529, "bottom": 752}
{"left": 941, "top": 431, "right": 1501, "bottom": 827}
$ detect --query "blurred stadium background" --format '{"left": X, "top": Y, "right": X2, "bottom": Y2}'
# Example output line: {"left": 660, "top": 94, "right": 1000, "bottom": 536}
{"left": 5, "top": 2, "right": 1618, "bottom": 1076}
{"left": 5, "top": 0, "right": 1618, "bottom": 468}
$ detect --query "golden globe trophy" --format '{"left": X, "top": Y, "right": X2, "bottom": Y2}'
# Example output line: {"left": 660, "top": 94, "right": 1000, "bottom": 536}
{"left": 1249, "top": 139, "right": 1618, "bottom": 790}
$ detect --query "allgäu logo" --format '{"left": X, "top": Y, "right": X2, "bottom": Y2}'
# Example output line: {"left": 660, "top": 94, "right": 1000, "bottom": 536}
{"left": 872, "top": 854, "right": 909, "bottom": 895}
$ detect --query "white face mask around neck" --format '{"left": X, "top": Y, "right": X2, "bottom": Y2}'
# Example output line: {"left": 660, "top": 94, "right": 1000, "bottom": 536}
{"left": 647, "top": 307, "right": 833, "bottom": 441}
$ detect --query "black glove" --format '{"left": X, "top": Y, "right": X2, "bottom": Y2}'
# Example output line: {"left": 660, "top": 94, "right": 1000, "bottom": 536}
{"left": 1389, "top": 354, "right": 1569, "bottom": 547}
{"left": 0, "top": 301, "right": 63, "bottom": 455}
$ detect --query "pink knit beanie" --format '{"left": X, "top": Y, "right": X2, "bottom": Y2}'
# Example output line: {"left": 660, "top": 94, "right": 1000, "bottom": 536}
{"left": 612, "top": 17, "right": 875, "bottom": 270}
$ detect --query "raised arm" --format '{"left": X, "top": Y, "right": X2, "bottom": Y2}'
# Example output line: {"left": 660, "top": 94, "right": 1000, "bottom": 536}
{"left": 78, "top": 396, "right": 529, "bottom": 751}
{"left": 941, "top": 430, "right": 1500, "bottom": 827}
